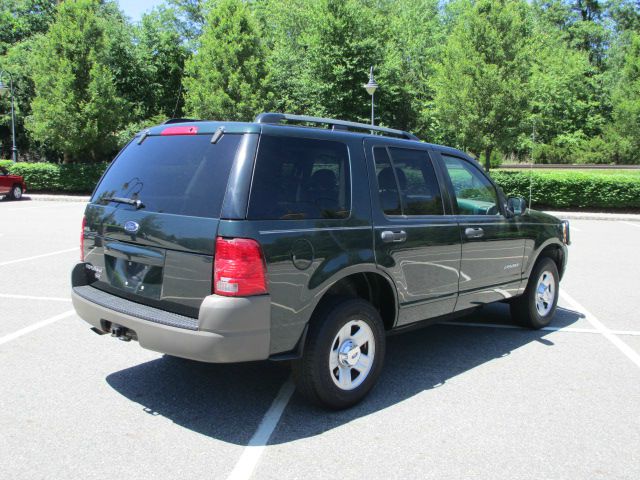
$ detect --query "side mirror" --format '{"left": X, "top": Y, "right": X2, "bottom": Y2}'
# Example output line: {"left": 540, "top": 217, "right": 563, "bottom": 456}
{"left": 507, "top": 197, "right": 527, "bottom": 216}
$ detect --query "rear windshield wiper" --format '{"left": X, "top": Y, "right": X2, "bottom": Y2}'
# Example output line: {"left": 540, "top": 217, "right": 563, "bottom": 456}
{"left": 102, "top": 196, "right": 145, "bottom": 210}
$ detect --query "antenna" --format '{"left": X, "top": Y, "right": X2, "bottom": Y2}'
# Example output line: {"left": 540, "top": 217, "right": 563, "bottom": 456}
{"left": 529, "top": 124, "right": 535, "bottom": 211}
{"left": 171, "top": 82, "right": 183, "bottom": 119}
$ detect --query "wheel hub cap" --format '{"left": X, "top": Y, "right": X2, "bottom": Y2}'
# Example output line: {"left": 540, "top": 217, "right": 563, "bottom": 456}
{"left": 329, "top": 319, "right": 375, "bottom": 391}
{"left": 535, "top": 270, "right": 555, "bottom": 316}
{"left": 338, "top": 340, "right": 361, "bottom": 367}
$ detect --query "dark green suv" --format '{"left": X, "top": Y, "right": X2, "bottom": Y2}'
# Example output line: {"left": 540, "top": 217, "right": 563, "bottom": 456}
{"left": 71, "top": 113, "right": 570, "bottom": 409}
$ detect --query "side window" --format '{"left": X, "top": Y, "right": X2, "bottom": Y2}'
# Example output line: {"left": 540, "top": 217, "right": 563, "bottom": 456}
{"left": 441, "top": 155, "right": 499, "bottom": 216}
{"left": 373, "top": 146, "right": 444, "bottom": 216}
{"left": 248, "top": 136, "right": 350, "bottom": 220}
{"left": 374, "top": 147, "right": 402, "bottom": 215}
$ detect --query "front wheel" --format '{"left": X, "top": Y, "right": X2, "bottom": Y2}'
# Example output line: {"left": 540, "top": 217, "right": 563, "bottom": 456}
{"left": 510, "top": 257, "right": 559, "bottom": 329}
{"left": 292, "top": 297, "right": 386, "bottom": 409}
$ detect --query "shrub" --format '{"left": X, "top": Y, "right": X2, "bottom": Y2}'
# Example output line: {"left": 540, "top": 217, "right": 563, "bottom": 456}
{"left": 2, "top": 160, "right": 639, "bottom": 210}
{"left": 0, "top": 160, "right": 109, "bottom": 193}
{"left": 492, "top": 170, "right": 640, "bottom": 209}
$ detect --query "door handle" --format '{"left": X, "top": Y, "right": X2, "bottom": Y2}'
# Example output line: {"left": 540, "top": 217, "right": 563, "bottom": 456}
{"left": 381, "top": 230, "right": 407, "bottom": 243}
{"left": 464, "top": 227, "right": 484, "bottom": 239}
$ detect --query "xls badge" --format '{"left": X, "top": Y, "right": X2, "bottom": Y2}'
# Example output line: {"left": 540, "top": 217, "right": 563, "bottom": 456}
{"left": 85, "top": 264, "right": 103, "bottom": 280}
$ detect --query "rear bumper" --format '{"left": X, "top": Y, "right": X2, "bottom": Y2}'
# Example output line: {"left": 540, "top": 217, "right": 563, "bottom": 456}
{"left": 72, "top": 285, "right": 271, "bottom": 363}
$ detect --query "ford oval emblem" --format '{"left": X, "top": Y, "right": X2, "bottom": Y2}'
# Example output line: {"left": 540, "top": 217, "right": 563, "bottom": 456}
{"left": 124, "top": 221, "right": 139, "bottom": 233}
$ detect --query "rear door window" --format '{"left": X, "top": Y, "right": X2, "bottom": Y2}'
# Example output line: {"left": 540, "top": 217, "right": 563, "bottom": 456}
{"left": 92, "top": 134, "right": 241, "bottom": 218}
{"left": 374, "top": 146, "right": 444, "bottom": 216}
{"left": 248, "top": 135, "right": 351, "bottom": 220}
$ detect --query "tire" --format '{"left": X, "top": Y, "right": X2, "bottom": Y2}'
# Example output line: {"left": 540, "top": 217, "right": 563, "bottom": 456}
{"left": 8, "top": 184, "right": 23, "bottom": 200}
{"left": 292, "top": 296, "right": 386, "bottom": 409}
{"left": 510, "top": 257, "right": 559, "bottom": 329}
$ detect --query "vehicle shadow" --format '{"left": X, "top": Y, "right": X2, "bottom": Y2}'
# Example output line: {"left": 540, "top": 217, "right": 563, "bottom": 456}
{"left": 105, "top": 303, "right": 584, "bottom": 445}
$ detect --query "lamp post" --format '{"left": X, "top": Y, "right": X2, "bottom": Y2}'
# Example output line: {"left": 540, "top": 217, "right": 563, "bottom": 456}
{"left": 363, "top": 66, "right": 378, "bottom": 126}
{"left": 0, "top": 71, "right": 17, "bottom": 162}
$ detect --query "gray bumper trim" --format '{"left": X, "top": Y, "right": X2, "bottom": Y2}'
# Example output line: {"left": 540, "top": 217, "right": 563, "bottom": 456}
{"left": 72, "top": 285, "right": 199, "bottom": 331}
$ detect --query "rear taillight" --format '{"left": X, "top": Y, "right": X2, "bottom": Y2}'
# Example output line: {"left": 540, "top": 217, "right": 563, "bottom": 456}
{"left": 80, "top": 216, "right": 86, "bottom": 261}
{"left": 214, "top": 237, "right": 267, "bottom": 297}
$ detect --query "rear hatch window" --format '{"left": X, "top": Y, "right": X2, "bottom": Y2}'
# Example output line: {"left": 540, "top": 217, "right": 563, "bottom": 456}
{"left": 84, "top": 133, "right": 242, "bottom": 317}
{"left": 93, "top": 134, "right": 241, "bottom": 218}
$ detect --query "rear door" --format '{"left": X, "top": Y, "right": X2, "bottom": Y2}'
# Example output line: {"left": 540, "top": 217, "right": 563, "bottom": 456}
{"left": 365, "top": 139, "right": 461, "bottom": 326}
{"left": 83, "top": 131, "right": 243, "bottom": 317}
{"left": 435, "top": 152, "right": 525, "bottom": 310}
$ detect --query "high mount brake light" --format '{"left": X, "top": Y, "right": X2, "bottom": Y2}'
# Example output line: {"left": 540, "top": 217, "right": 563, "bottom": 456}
{"left": 80, "top": 216, "right": 86, "bottom": 261}
{"left": 214, "top": 237, "right": 268, "bottom": 297}
{"left": 161, "top": 125, "right": 199, "bottom": 135}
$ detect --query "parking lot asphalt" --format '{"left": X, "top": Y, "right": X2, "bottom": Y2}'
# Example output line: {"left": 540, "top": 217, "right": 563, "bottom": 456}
{"left": 1, "top": 200, "right": 638, "bottom": 480}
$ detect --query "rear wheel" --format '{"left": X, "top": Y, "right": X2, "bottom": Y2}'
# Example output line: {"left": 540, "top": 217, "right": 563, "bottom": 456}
{"left": 8, "top": 185, "right": 23, "bottom": 200}
{"left": 510, "top": 257, "right": 559, "bottom": 329}
{"left": 292, "top": 297, "right": 385, "bottom": 409}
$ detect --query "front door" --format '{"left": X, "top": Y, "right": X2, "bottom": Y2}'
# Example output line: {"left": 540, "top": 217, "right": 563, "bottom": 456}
{"left": 0, "top": 167, "right": 10, "bottom": 195}
{"left": 365, "top": 139, "right": 461, "bottom": 326}
{"left": 435, "top": 153, "right": 525, "bottom": 311}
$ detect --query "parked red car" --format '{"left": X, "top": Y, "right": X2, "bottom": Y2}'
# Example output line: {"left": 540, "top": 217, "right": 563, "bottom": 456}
{"left": 0, "top": 166, "right": 26, "bottom": 200}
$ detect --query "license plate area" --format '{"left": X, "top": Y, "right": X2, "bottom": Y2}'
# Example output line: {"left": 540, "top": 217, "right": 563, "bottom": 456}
{"left": 104, "top": 255, "right": 163, "bottom": 299}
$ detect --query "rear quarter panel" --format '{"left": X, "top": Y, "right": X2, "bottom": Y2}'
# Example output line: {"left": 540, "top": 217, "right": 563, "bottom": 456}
{"left": 217, "top": 130, "right": 376, "bottom": 355}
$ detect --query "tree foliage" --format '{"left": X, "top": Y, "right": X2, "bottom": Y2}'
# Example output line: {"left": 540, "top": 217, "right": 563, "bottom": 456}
{"left": 183, "top": 0, "right": 268, "bottom": 120}
{"left": 26, "top": 0, "right": 133, "bottom": 162}
{"left": 433, "top": 0, "right": 534, "bottom": 169}
{"left": 0, "top": 0, "right": 639, "bottom": 164}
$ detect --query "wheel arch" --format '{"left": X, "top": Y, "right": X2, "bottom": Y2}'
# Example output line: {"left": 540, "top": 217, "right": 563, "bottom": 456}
{"left": 526, "top": 239, "right": 567, "bottom": 281}
{"left": 270, "top": 267, "right": 399, "bottom": 361}
{"left": 317, "top": 270, "right": 398, "bottom": 331}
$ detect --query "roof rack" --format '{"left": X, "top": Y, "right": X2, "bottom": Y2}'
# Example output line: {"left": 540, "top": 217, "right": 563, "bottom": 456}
{"left": 163, "top": 118, "right": 202, "bottom": 124}
{"left": 254, "top": 112, "right": 420, "bottom": 141}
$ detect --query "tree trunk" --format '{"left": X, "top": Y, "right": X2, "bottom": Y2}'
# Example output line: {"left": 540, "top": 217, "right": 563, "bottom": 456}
{"left": 63, "top": 152, "right": 71, "bottom": 164}
{"left": 484, "top": 146, "right": 492, "bottom": 172}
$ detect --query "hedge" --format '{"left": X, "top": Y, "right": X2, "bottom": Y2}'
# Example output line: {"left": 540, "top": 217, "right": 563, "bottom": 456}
{"left": 0, "top": 160, "right": 109, "bottom": 193}
{"left": 491, "top": 170, "right": 640, "bottom": 209}
{"left": 2, "top": 160, "right": 639, "bottom": 209}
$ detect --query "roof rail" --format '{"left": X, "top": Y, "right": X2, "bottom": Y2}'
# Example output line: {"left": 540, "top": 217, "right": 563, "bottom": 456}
{"left": 163, "top": 118, "right": 202, "bottom": 124}
{"left": 254, "top": 112, "right": 420, "bottom": 141}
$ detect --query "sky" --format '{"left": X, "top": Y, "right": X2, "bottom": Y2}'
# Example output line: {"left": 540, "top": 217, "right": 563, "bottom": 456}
{"left": 117, "top": 0, "right": 167, "bottom": 22}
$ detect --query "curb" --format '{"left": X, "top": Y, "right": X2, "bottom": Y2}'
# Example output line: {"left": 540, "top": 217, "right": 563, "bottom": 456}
{"left": 544, "top": 211, "right": 640, "bottom": 222}
{"left": 24, "top": 194, "right": 90, "bottom": 203}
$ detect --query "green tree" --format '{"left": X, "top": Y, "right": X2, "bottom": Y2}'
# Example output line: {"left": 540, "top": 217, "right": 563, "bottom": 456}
{"left": 183, "top": 0, "right": 268, "bottom": 120}
{"left": 377, "top": 0, "right": 444, "bottom": 137}
{"left": 608, "top": 32, "right": 640, "bottom": 163}
{"left": 259, "top": 0, "right": 383, "bottom": 122}
{"left": 137, "top": 6, "right": 189, "bottom": 118}
{"left": 0, "top": 0, "right": 57, "bottom": 55}
{"left": 26, "top": 0, "right": 132, "bottom": 162}
{"left": 524, "top": 6, "right": 606, "bottom": 163}
{"left": 168, "top": 0, "right": 206, "bottom": 46}
{"left": 433, "top": 0, "right": 534, "bottom": 170}
{"left": 0, "top": 0, "right": 57, "bottom": 159}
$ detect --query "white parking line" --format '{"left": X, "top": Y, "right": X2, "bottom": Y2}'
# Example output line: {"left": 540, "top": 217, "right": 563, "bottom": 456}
{"left": 620, "top": 221, "right": 640, "bottom": 228}
{"left": 442, "top": 321, "right": 640, "bottom": 336}
{"left": 0, "top": 247, "right": 77, "bottom": 267}
{"left": 560, "top": 290, "right": 640, "bottom": 369}
{"left": 0, "top": 310, "right": 76, "bottom": 346}
{"left": 226, "top": 378, "right": 295, "bottom": 480}
{"left": 0, "top": 293, "right": 71, "bottom": 302}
